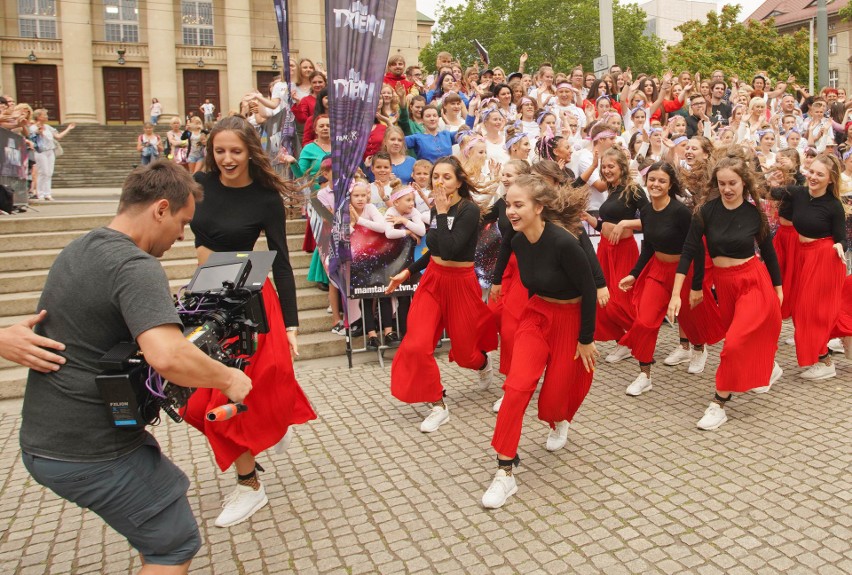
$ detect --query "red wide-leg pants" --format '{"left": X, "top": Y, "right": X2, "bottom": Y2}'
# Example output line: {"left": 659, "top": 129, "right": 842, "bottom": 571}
{"left": 595, "top": 235, "right": 638, "bottom": 342}
{"left": 487, "top": 254, "right": 529, "bottom": 376}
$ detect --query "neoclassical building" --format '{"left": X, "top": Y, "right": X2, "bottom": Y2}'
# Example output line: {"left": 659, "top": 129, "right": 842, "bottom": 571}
{"left": 0, "top": 0, "right": 431, "bottom": 124}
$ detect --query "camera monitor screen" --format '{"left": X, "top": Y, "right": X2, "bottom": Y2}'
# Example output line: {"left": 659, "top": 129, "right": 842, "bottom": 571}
{"left": 188, "top": 262, "right": 247, "bottom": 294}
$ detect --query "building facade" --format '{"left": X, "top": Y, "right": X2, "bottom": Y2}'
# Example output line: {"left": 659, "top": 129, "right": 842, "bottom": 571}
{"left": 748, "top": 0, "right": 852, "bottom": 92}
{"left": 0, "top": 0, "right": 424, "bottom": 124}
{"left": 640, "top": 0, "right": 717, "bottom": 45}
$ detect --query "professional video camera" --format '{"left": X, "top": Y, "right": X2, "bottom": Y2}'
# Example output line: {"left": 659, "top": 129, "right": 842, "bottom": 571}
{"left": 96, "top": 251, "right": 276, "bottom": 429}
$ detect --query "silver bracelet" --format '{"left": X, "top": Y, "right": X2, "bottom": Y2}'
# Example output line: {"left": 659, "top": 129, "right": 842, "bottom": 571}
{"left": 286, "top": 326, "right": 298, "bottom": 332}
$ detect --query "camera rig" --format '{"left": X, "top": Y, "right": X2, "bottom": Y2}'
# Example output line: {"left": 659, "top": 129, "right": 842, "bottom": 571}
{"left": 96, "top": 251, "right": 277, "bottom": 429}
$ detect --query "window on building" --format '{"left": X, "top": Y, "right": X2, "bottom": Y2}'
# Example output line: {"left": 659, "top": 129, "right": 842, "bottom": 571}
{"left": 182, "top": 1, "right": 214, "bottom": 46}
{"left": 829, "top": 35, "right": 838, "bottom": 55}
{"left": 829, "top": 69, "right": 839, "bottom": 88}
{"left": 18, "top": 0, "right": 58, "bottom": 39}
{"left": 104, "top": 0, "right": 139, "bottom": 43}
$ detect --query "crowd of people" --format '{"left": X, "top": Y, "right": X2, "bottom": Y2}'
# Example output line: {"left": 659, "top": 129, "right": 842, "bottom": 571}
{"left": 2, "top": 47, "right": 852, "bottom": 573}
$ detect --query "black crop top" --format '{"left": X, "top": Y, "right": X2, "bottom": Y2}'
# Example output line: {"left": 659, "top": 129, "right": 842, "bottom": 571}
{"left": 678, "top": 198, "right": 781, "bottom": 290}
{"left": 483, "top": 197, "right": 512, "bottom": 238}
{"left": 512, "top": 223, "right": 597, "bottom": 343}
{"left": 629, "top": 199, "right": 693, "bottom": 278}
{"left": 596, "top": 186, "right": 649, "bottom": 229}
{"left": 190, "top": 172, "right": 299, "bottom": 327}
{"left": 408, "top": 199, "right": 480, "bottom": 274}
{"left": 770, "top": 186, "right": 848, "bottom": 251}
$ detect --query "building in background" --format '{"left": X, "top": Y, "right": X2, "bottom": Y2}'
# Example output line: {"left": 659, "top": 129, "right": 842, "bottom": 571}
{"left": 417, "top": 10, "right": 434, "bottom": 51}
{"left": 641, "top": 0, "right": 717, "bottom": 45}
{"left": 748, "top": 0, "right": 851, "bottom": 90}
{"left": 0, "top": 0, "right": 421, "bottom": 124}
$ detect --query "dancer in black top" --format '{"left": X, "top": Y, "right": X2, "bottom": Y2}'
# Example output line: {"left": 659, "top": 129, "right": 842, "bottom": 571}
{"left": 184, "top": 116, "right": 317, "bottom": 527}
{"left": 618, "top": 162, "right": 724, "bottom": 396}
{"left": 669, "top": 153, "right": 782, "bottom": 431}
{"left": 387, "top": 156, "right": 498, "bottom": 433}
{"left": 483, "top": 173, "right": 598, "bottom": 509}
{"left": 770, "top": 153, "right": 848, "bottom": 380}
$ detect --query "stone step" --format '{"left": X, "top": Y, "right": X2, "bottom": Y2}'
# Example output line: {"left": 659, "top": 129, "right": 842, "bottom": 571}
{"left": 0, "top": 283, "right": 330, "bottom": 320}
{"left": 0, "top": 214, "right": 307, "bottom": 236}
{"left": 0, "top": 329, "right": 346, "bottom": 399}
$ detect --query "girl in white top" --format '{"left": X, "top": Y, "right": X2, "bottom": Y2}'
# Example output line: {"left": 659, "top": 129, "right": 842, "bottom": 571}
{"left": 350, "top": 181, "right": 386, "bottom": 234}
{"left": 755, "top": 129, "right": 777, "bottom": 169}
{"left": 518, "top": 97, "right": 539, "bottom": 139}
{"left": 481, "top": 108, "right": 510, "bottom": 165}
{"left": 384, "top": 186, "right": 427, "bottom": 240}
{"left": 137, "top": 122, "right": 163, "bottom": 166}
{"left": 438, "top": 92, "right": 467, "bottom": 132}
{"left": 411, "top": 159, "right": 433, "bottom": 214}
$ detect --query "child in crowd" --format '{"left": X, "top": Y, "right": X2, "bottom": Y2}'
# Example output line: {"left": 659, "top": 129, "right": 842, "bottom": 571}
{"left": 314, "top": 159, "right": 343, "bottom": 334}
{"left": 384, "top": 185, "right": 427, "bottom": 338}
{"left": 369, "top": 152, "right": 395, "bottom": 213}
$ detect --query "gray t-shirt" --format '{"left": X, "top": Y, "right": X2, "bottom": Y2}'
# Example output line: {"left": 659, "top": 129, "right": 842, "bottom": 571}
{"left": 20, "top": 227, "right": 181, "bottom": 462}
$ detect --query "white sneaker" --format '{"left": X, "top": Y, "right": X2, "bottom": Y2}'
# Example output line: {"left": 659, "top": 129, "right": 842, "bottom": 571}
{"left": 753, "top": 362, "right": 782, "bottom": 394}
{"left": 326, "top": 305, "right": 332, "bottom": 314}
{"left": 687, "top": 347, "right": 708, "bottom": 374}
{"left": 215, "top": 483, "right": 268, "bottom": 527}
{"left": 844, "top": 336, "right": 852, "bottom": 360}
{"left": 697, "top": 402, "right": 727, "bottom": 431}
{"left": 827, "top": 338, "right": 844, "bottom": 354}
{"left": 785, "top": 336, "right": 795, "bottom": 346}
{"left": 625, "top": 373, "right": 652, "bottom": 396}
{"left": 605, "top": 344, "right": 632, "bottom": 363}
{"left": 481, "top": 469, "right": 518, "bottom": 509}
{"left": 478, "top": 353, "right": 493, "bottom": 390}
{"left": 420, "top": 403, "right": 449, "bottom": 432}
{"left": 545, "top": 421, "right": 570, "bottom": 451}
{"left": 800, "top": 362, "right": 836, "bottom": 380}
{"left": 273, "top": 428, "right": 292, "bottom": 455}
{"left": 664, "top": 345, "right": 691, "bottom": 366}
{"left": 492, "top": 395, "right": 503, "bottom": 413}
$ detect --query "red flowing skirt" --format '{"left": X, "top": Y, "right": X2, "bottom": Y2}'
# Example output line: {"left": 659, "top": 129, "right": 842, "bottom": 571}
{"left": 182, "top": 282, "right": 317, "bottom": 471}
{"left": 595, "top": 235, "right": 638, "bottom": 341}
{"left": 831, "top": 274, "right": 852, "bottom": 338}
{"left": 773, "top": 224, "right": 799, "bottom": 319}
{"left": 391, "top": 264, "right": 498, "bottom": 404}
{"left": 714, "top": 258, "right": 781, "bottom": 393}
{"left": 619, "top": 257, "right": 724, "bottom": 363}
{"left": 486, "top": 254, "right": 529, "bottom": 375}
{"left": 491, "top": 297, "right": 594, "bottom": 458}
{"left": 792, "top": 238, "right": 846, "bottom": 365}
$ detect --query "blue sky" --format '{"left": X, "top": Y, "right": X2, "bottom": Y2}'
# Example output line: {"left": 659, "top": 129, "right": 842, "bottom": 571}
{"left": 416, "top": 1, "right": 768, "bottom": 24}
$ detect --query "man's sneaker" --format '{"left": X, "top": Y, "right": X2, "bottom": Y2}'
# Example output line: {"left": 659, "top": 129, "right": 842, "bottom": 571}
{"left": 215, "top": 483, "right": 268, "bottom": 527}
{"left": 664, "top": 346, "right": 691, "bottom": 366}
{"left": 753, "top": 362, "right": 782, "bottom": 394}
{"left": 384, "top": 331, "right": 401, "bottom": 348}
{"left": 697, "top": 403, "right": 727, "bottom": 431}
{"left": 331, "top": 321, "right": 345, "bottom": 335}
{"left": 420, "top": 403, "right": 449, "bottom": 433}
{"left": 273, "top": 427, "right": 293, "bottom": 454}
{"left": 492, "top": 395, "right": 503, "bottom": 413}
{"left": 800, "top": 362, "right": 836, "bottom": 380}
{"left": 545, "top": 421, "right": 570, "bottom": 451}
{"left": 481, "top": 469, "right": 517, "bottom": 509}
{"left": 827, "top": 338, "right": 844, "bottom": 354}
{"left": 845, "top": 336, "right": 852, "bottom": 360}
{"left": 625, "top": 373, "right": 652, "bottom": 396}
{"left": 478, "top": 353, "right": 493, "bottom": 390}
{"left": 687, "top": 347, "right": 708, "bottom": 374}
{"left": 605, "top": 344, "right": 632, "bottom": 363}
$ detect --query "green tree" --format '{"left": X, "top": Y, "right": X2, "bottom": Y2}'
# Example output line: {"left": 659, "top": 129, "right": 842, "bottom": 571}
{"left": 666, "top": 5, "right": 810, "bottom": 83}
{"left": 419, "top": 0, "right": 664, "bottom": 75}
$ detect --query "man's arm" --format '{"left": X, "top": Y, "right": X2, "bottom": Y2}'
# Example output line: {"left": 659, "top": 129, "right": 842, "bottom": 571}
{"left": 0, "top": 311, "right": 66, "bottom": 373}
{"left": 136, "top": 325, "right": 251, "bottom": 404}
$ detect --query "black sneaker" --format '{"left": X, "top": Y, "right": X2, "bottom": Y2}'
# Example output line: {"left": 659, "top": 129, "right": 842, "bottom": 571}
{"left": 317, "top": 282, "right": 329, "bottom": 292}
{"left": 331, "top": 321, "right": 344, "bottom": 335}
{"left": 349, "top": 322, "right": 364, "bottom": 337}
{"left": 366, "top": 336, "right": 380, "bottom": 350}
{"left": 384, "top": 331, "right": 401, "bottom": 348}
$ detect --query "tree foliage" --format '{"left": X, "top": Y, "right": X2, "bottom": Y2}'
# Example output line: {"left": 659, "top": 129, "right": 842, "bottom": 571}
{"left": 419, "top": 0, "right": 664, "bottom": 75}
{"left": 666, "top": 5, "right": 810, "bottom": 82}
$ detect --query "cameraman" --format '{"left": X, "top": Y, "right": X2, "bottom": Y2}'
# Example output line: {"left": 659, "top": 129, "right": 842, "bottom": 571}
{"left": 19, "top": 161, "right": 251, "bottom": 575}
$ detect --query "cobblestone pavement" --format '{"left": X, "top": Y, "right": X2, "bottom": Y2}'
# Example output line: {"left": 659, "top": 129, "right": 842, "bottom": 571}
{"left": 1, "top": 323, "right": 850, "bottom": 575}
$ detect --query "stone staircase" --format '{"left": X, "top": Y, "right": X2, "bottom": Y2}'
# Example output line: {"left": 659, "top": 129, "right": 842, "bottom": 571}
{"left": 53, "top": 125, "right": 173, "bottom": 188}
{"left": 0, "top": 212, "right": 346, "bottom": 399}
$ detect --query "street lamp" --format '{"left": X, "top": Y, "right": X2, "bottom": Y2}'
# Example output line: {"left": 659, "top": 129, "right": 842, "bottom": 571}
{"left": 196, "top": 57, "right": 205, "bottom": 68}
{"left": 117, "top": 44, "right": 126, "bottom": 65}
{"left": 27, "top": 50, "right": 37, "bottom": 62}
{"left": 271, "top": 54, "right": 279, "bottom": 71}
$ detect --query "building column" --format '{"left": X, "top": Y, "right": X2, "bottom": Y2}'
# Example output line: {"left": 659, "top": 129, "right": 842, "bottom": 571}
{"left": 224, "top": 0, "right": 253, "bottom": 113}
{"left": 59, "top": 0, "right": 98, "bottom": 123}
{"left": 146, "top": 0, "right": 179, "bottom": 119}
